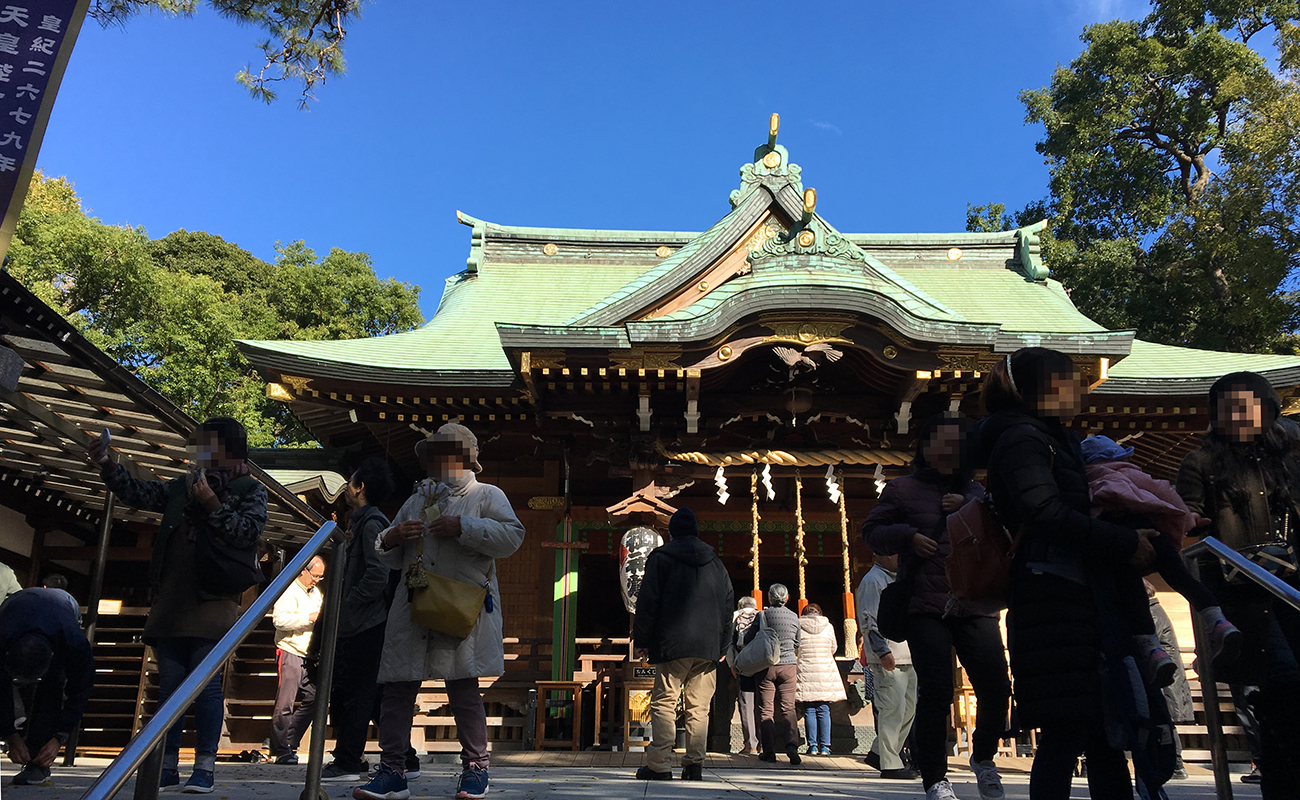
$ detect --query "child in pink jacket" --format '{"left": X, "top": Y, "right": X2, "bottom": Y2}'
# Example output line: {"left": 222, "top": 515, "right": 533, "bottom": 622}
{"left": 1082, "top": 436, "right": 1240, "bottom": 687}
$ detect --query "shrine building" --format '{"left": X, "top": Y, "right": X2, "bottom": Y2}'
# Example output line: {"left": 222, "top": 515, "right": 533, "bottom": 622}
{"left": 215, "top": 115, "right": 1300, "bottom": 754}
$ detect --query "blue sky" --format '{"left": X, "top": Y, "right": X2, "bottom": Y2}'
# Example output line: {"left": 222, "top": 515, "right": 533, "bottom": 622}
{"left": 38, "top": 0, "right": 1149, "bottom": 319}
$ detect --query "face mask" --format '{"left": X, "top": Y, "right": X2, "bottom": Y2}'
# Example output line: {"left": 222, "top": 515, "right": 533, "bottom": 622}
{"left": 443, "top": 468, "right": 473, "bottom": 488}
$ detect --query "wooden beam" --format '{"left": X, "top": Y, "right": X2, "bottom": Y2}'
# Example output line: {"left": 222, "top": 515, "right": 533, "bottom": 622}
{"left": 0, "top": 388, "right": 158, "bottom": 481}
{"left": 42, "top": 546, "right": 151, "bottom": 562}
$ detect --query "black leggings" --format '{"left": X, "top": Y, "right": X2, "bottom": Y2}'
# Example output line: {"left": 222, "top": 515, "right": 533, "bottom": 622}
{"left": 1031, "top": 719, "right": 1132, "bottom": 800}
{"left": 907, "top": 614, "right": 1011, "bottom": 789}
{"left": 1119, "top": 534, "right": 1218, "bottom": 635}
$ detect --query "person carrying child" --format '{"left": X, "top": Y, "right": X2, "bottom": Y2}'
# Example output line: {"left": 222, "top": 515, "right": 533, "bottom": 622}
{"left": 1080, "top": 435, "right": 1241, "bottom": 686}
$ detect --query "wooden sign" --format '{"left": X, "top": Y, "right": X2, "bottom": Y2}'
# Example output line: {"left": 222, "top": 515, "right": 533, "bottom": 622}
{"left": 0, "top": 0, "right": 90, "bottom": 261}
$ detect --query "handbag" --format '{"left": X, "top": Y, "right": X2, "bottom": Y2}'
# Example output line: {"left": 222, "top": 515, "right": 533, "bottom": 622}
{"left": 732, "top": 611, "right": 781, "bottom": 676}
{"left": 945, "top": 496, "right": 1018, "bottom": 611}
{"left": 407, "top": 537, "right": 493, "bottom": 639}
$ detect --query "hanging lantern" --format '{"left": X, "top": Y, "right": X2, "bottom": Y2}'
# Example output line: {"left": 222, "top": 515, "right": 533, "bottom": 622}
{"left": 618, "top": 526, "right": 663, "bottom": 614}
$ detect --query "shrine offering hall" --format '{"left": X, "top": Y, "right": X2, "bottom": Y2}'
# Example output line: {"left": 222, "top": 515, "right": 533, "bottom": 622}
{"left": 5, "top": 116, "right": 1300, "bottom": 757}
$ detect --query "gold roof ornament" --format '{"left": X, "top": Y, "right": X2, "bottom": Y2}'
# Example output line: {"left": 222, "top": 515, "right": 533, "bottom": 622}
{"left": 769, "top": 112, "right": 780, "bottom": 144}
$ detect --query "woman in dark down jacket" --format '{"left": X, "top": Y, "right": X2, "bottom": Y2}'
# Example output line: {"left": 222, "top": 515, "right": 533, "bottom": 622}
{"left": 978, "top": 348, "right": 1158, "bottom": 800}
{"left": 862, "top": 415, "right": 1010, "bottom": 800}
{"left": 1176, "top": 372, "right": 1300, "bottom": 797}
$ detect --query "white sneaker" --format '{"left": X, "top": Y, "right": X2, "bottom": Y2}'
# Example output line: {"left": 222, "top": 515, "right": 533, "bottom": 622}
{"left": 969, "top": 756, "right": 1005, "bottom": 800}
{"left": 926, "top": 780, "right": 959, "bottom": 800}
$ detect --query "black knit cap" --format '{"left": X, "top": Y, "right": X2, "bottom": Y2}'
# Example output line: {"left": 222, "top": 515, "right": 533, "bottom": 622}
{"left": 1208, "top": 372, "right": 1281, "bottom": 426}
{"left": 669, "top": 507, "right": 699, "bottom": 538}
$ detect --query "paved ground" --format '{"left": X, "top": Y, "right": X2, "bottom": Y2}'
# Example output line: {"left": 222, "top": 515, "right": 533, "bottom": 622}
{"left": 0, "top": 758, "right": 1263, "bottom": 800}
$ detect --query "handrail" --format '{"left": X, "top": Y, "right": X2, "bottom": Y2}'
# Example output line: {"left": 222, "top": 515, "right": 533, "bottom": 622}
{"left": 1184, "top": 536, "right": 1300, "bottom": 800}
{"left": 80, "top": 519, "right": 341, "bottom": 800}
{"left": 1182, "top": 536, "right": 1300, "bottom": 611}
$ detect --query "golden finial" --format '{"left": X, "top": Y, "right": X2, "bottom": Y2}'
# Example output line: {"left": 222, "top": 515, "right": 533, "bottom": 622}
{"left": 803, "top": 188, "right": 817, "bottom": 215}
{"left": 769, "top": 113, "right": 780, "bottom": 146}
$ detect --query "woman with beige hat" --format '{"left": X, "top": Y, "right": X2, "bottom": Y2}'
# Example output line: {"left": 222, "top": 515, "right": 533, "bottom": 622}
{"left": 353, "top": 423, "right": 524, "bottom": 800}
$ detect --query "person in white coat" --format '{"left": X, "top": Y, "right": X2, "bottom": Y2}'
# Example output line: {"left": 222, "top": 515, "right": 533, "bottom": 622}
{"left": 856, "top": 554, "right": 918, "bottom": 780}
{"left": 795, "top": 604, "right": 847, "bottom": 755}
{"left": 352, "top": 424, "right": 524, "bottom": 800}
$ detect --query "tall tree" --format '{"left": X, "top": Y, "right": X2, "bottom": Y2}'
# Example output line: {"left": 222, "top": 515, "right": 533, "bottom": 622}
{"left": 5, "top": 172, "right": 423, "bottom": 446}
{"left": 90, "top": 1, "right": 365, "bottom": 106}
{"left": 1015, "top": 0, "right": 1300, "bottom": 352}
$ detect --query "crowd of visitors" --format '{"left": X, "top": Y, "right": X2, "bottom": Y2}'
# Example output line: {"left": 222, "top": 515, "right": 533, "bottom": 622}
{"left": 631, "top": 351, "right": 1300, "bottom": 800}
{"left": 3, "top": 352, "right": 1300, "bottom": 800}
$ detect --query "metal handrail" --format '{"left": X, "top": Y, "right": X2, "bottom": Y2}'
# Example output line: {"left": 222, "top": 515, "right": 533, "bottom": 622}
{"left": 1183, "top": 536, "right": 1300, "bottom": 800}
{"left": 79, "top": 519, "right": 342, "bottom": 800}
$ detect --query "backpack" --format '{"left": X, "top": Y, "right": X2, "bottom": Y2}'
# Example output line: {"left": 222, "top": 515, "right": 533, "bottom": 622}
{"left": 158, "top": 475, "right": 266, "bottom": 599}
{"left": 731, "top": 610, "right": 781, "bottom": 676}
{"left": 944, "top": 496, "right": 1017, "bottom": 611}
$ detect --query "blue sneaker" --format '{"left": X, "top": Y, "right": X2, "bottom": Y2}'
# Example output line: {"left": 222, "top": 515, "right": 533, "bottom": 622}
{"left": 353, "top": 763, "right": 409, "bottom": 800}
{"left": 455, "top": 766, "right": 489, "bottom": 800}
{"left": 181, "top": 770, "right": 214, "bottom": 794}
{"left": 160, "top": 768, "right": 181, "bottom": 789}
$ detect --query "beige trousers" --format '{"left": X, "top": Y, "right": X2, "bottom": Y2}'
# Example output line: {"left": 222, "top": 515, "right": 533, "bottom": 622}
{"left": 869, "top": 663, "right": 918, "bottom": 770}
{"left": 645, "top": 657, "right": 717, "bottom": 772}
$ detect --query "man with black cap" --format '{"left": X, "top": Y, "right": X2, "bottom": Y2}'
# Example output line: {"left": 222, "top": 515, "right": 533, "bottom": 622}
{"left": 633, "top": 507, "right": 734, "bottom": 781}
{"left": 0, "top": 588, "right": 94, "bottom": 785}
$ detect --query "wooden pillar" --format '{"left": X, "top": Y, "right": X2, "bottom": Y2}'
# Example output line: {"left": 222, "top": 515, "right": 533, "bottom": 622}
{"left": 551, "top": 518, "right": 579, "bottom": 681}
{"left": 25, "top": 524, "right": 48, "bottom": 588}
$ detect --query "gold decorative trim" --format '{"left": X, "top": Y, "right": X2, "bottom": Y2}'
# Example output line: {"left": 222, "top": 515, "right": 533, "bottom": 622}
{"left": 542, "top": 243, "right": 559, "bottom": 256}
{"left": 265, "top": 382, "right": 294, "bottom": 402}
{"left": 760, "top": 321, "right": 852, "bottom": 346}
{"left": 608, "top": 347, "right": 682, "bottom": 370}
{"left": 882, "top": 346, "right": 898, "bottom": 360}
{"left": 718, "top": 345, "right": 734, "bottom": 361}
{"left": 655, "top": 245, "right": 672, "bottom": 258}
{"left": 528, "top": 350, "right": 566, "bottom": 370}
{"left": 663, "top": 448, "right": 911, "bottom": 467}
{"left": 938, "top": 351, "right": 995, "bottom": 373}
{"left": 762, "top": 151, "right": 781, "bottom": 168}
{"left": 527, "top": 496, "right": 566, "bottom": 510}
{"left": 280, "top": 375, "right": 313, "bottom": 392}
{"left": 797, "top": 230, "right": 816, "bottom": 248}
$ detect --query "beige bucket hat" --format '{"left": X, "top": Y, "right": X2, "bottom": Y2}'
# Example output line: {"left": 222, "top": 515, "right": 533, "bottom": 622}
{"left": 414, "top": 422, "right": 483, "bottom": 473}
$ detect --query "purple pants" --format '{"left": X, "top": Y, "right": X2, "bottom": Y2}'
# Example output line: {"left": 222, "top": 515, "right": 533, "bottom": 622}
{"left": 379, "top": 678, "right": 488, "bottom": 771}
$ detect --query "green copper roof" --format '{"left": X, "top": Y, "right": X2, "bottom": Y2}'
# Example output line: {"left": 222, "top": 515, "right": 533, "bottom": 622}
{"left": 1096, "top": 340, "right": 1300, "bottom": 395}
{"left": 238, "top": 261, "right": 648, "bottom": 377}
{"left": 896, "top": 270, "right": 1107, "bottom": 333}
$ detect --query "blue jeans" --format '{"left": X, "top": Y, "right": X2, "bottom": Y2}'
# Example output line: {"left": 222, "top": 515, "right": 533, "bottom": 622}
{"left": 155, "top": 637, "right": 224, "bottom": 772}
{"left": 802, "top": 702, "right": 830, "bottom": 750}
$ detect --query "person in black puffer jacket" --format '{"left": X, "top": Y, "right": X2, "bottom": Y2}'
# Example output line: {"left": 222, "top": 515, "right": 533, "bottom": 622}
{"left": 863, "top": 415, "right": 1010, "bottom": 800}
{"left": 977, "top": 348, "right": 1158, "bottom": 800}
{"left": 633, "top": 508, "right": 734, "bottom": 781}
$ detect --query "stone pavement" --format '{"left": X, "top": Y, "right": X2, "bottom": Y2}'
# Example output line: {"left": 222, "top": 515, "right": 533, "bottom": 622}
{"left": 0, "top": 757, "right": 1263, "bottom": 800}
